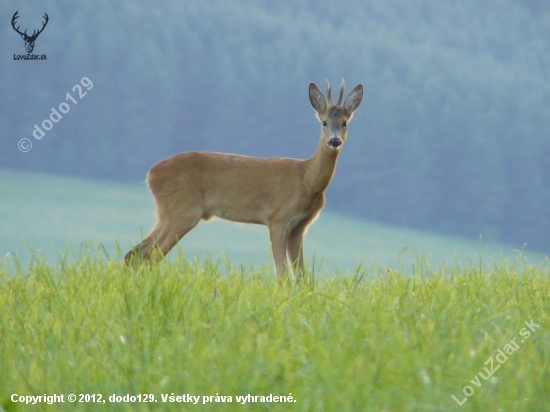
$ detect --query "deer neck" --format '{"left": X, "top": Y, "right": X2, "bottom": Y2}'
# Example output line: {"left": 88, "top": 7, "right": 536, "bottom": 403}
{"left": 304, "top": 137, "right": 339, "bottom": 194}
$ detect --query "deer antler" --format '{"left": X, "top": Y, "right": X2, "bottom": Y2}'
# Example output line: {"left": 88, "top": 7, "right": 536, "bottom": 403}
{"left": 11, "top": 11, "right": 49, "bottom": 40}
{"left": 11, "top": 11, "right": 26, "bottom": 37}
{"left": 32, "top": 13, "right": 49, "bottom": 39}
{"left": 336, "top": 79, "right": 345, "bottom": 105}
{"left": 326, "top": 80, "right": 333, "bottom": 105}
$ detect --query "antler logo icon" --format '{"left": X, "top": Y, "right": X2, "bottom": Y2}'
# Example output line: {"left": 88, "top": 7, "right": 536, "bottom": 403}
{"left": 11, "top": 10, "right": 49, "bottom": 54}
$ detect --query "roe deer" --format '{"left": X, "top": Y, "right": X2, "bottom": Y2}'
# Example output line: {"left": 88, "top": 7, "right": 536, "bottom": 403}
{"left": 124, "top": 80, "right": 363, "bottom": 280}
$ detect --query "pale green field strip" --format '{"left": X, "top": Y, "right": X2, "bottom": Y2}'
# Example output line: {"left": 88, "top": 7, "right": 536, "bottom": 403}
{"left": 0, "top": 168, "right": 535, "bottom": 275}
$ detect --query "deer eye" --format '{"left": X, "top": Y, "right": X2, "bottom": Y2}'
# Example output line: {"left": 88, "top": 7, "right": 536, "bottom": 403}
{"left": 342, "top": 121, "right": 347, "bottom": 127}
{"left": 322, "top": 121, "right": 327, "bottom": 127}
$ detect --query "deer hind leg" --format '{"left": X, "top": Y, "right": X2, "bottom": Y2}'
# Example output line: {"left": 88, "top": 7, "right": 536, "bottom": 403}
{"left": 124, "top": 222, "right": 166, "bottom": 262}
{"left": 124, "top": 211, "right": 202, "bottom": 263}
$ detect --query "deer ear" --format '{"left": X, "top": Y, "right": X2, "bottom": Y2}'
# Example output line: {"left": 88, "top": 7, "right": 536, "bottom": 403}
{"left": 309, "top": 83, "right": 327, "bottom": 114}
{"left": 343, "top": 84, "right": 363, "bottom": 114}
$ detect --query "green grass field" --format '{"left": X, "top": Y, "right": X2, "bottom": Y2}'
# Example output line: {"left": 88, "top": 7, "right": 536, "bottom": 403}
{"left": 1, "top": 250, "right": 549, "bottom": 411}
{"left": 1, "top": 169, "right": 549, "bottom": 411}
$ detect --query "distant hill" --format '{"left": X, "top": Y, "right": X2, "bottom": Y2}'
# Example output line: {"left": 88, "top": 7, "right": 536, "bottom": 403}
{"left": 2, "top": 0, "right": 549, "bottom": 253}
{"left": 0, "top": 169, "right": 534, "bottom": 275}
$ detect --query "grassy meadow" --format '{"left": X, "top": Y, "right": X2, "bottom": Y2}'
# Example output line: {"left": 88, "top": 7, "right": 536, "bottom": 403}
{"left": 1, "top": 168, "right": 549, "bottom": 411}
{"left": 1, "top": 251, "right": 549, "bottom": 411}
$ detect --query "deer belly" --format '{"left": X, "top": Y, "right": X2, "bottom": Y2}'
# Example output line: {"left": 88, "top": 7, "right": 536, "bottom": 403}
{"left": 206, "top": 204, "right": 268, "bottom": 225}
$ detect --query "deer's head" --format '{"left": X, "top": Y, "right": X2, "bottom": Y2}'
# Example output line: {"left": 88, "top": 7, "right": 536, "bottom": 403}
{"left": 309, "top": 80, "right": 363, "bottom": 150}
{"left": 12, "top": 11, "right": 49, "bottom": 54}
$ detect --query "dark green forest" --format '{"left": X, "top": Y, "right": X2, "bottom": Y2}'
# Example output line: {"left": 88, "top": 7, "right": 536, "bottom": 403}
{"left": 1, "top": 0, "right": 550, "bottom": 252}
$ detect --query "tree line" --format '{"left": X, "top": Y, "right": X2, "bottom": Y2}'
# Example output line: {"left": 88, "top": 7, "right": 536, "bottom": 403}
{"left": 1, "top": 0, "right": 549, "bottom": 251}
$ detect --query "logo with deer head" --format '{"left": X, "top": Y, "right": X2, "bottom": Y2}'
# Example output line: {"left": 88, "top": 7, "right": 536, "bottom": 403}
{"left": 11, "top": 10, "right": 49, "bottom": 54}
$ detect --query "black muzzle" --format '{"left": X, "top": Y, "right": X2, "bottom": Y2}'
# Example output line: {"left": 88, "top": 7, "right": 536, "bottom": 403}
{"left": 328, "top": 137, "right": 342, "bottom": 149}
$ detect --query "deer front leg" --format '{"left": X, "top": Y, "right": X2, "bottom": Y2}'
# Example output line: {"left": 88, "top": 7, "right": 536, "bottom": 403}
{"left": 287, "top": 223, "right": 307, "bottom": 282}
{"left": 268, "top": 224, "right": 289, "bottom": 278}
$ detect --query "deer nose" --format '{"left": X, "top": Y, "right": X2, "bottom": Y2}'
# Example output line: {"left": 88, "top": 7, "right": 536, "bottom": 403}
{"left": 328, "top": 137, "right": 342, "bottom": 149}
